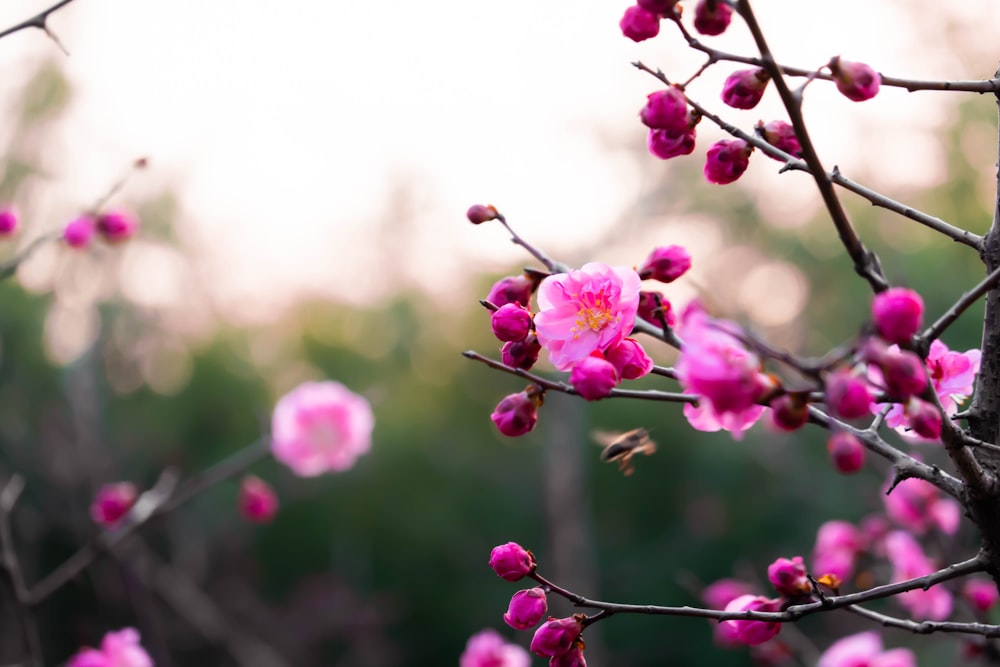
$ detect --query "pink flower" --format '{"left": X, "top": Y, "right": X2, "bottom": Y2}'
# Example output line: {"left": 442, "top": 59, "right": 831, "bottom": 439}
{"left": 704, "top": 139, "right": 752, "bottom": 184}
{"left": 963, "top": 579, "right": 999, "bottom": 613}
{"left": 905, "top": 397, "right": 942, "bottom": 440}
{"left": 570, "top": 354, "right": 618, "bottom": 401}
{"left": 825, "top": 369, "right": 873, "bottom": 420}
{"left": 812, "top": 520, "right": 862, "bottom": 582}
{"left": 605, "top": 338, "right": 653, "bottom": 380}
{"left": 756, "top": 120, "right": 802, "bottom": 159}
{"left": 467, "top": 204, "right": 499, "bottom": 224}
{"left": 827, "top": 431, "right": 865, "bottom": 474}
{"left": 767, "top": 556, "right": 810, "bottom": 598}
{"left": 693, "top": 0, "right": 733, "bottom": 35}
{"left": 460, "top": 629, "right": 531, "bottom": 667}
{"left": 675, "top": 301, "right": 770, "bottom": 438}
{"left": 869, "top": 347, "right": 927, "bottom": 400}
{"left": 636, "top": 245, "right": 691, "bottom": 283}
{"left": 883, "top": 476, "right": 960, "bottom": 535}
{"left": 638, "top": 0, "right": 675, "bottom": 14}
{"left": 67, "top": 628, "right": 153, "bottom": 667}
{"left": 549, "top": 643, "right": 587, "bottom": 667}
{"left": 491, "top": 389, "right": 542, "bottom": 437}
{"left": 533, "top": 262, "right": 641, "bottom": 371}
{"left": 530, "top": 616, "right": 583, "bottom": 658}
{"left": 502, "top": 334, "right": 542, "bottom": 371}
{"left": 239, "top": 475, "right": 279, "bottom": 523}
{"left": 271, "top": 381, "right": 374, "bottom": 476}
{"left": 830, "top": 57, "right": 881, "bottom": 102}
{"left": 683, "top": 396, "right": 766, "bottom": 439}
{"left": 721, "top": 69, "right": 770, "bottom": 109}
{"left": 488, "top": 274, "right": 536, "bottom": 309}
{"left": 492, "top": 303, "right": 533, "bottom": 342}
{"left": 97, "top": 209, "right": 139, "bottom": 243}
{"left": 769, "top": 393, "right": 808, "bottom": 432}
{"left": 90, "top": 482, "right": 138, "bottom": 527}
{"left": 504, "top": 587, "right": 548, "bottom": 630}
{"left": 818, "top": 631, "right": 915, "bottom": 667}
{"left": 872, "top": 288, "right": 923, "bottom": 344}
{"left": 926, "top": 339, "right": 981, "bottom": 416}
{"left": 637, "top": 291, "right": 676, "bottom": 327}
{"left": 640, "top": 88, "right": 689, "bottom": 132}
{"left": 0, "top": 206, "right": 18, "bottom": 237}
{"left": 620, "top": 5, "right": 660, "bottom": 42}
{"left": 647, "top": 124, "right": 697, "bottom": 160}
{"left": 703, "top": 579, "right": 756, "bottom": 610}
{"left": 884, "top": 531, "right": 953, "bottom": 620}
{"left": 64, "top": 215, "right": 97, "bottom": 249}
{"left": 490, "top": 542, "right": 536, "bottom": 581}
{"left": 722, "top": 595, "right": 781, "bottom": 646}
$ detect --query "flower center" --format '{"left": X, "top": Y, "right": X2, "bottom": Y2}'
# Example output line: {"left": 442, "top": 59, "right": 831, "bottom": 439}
{"left": 574, "top": 306, "right": 614, "bottom": 335}
{"left": 308, "top": 419, "right": 343, "bottom": 450}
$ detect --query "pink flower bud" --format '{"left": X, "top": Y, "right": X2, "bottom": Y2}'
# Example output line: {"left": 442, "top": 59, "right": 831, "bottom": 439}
{"left": 878, "top": 349, "right": 928, "bottom": 399}
{"left": 605, "top": 338, "right": 653, "bottom": 380}
{"left": 467, "top": 204, "right": 499, "bottom": 224}
{"left": 492, "top": 303, "right": 533, "bottom": 342}
{"left": 704, "top": 139, "right": 752, "bottom": 185}
{"left": 489, "top": 542, "right": 536, "bottom": 581}
{"left": 963, "top": 580, "right": 999, "bottom": 613}
{"left": 637, "top": 291, "right": 676, "bottom": 327}
{"left": 530, "top": 616, "right": 583, "bottom": 658}
{"left": 703, "top": 579, "right": 755, "bottom": 610}
{"left": 63, "top": 215, "right": 97, "bottom": 249}
{"left": 570, "top": 354, "right": 619, "bottom": 401}
{"left": 90, "top": 482, "right": 138, "bottom": 527}
{"left": 502, "top": 334, "right": 542, "bottom": 371}
{"left": 491, "top": 389, "right": 542, "bottom": 437}
{"left": 647, "top": 125, "right": 697, "bottom": 160}
{"left": 693, "top": 0, "right": 733, "bottom": 35}
{"left": 637, "top": 245, "right": 691, "bottom": 283}
{"left": 639, "top": 88, "right": 688, "bottom": 132}
{"left": 825, "top": 369, "right": 872, "bottom": 419}
{"left": 0, "top": 206, "right": 18, "bottom": 237}
{"left": 829, "top": 56, "right": 881, "bottom": 102}
{"left": 872, "top": 287, "right": 923, "bottom": 344}
{"left": 638, "top": 0, "right": 675, "bottom": 14}
{"left": 756, "top": 120, "right": 802, "bottom": 159}
{"left": 68, "top": 627, "right": 152, "bottom": 667}
{"left": 722, "top": 595, "right": 781, "bottom": 646}
{"left": 620, "top": 5, "right": 660, "bottom": 42}
{"left": 239, "top": 475, "right": 279, "bottom": 523}
{"left": 96, "top": 209, "right": 138, "bottom": 243}
{"left": 767, "top": 556, "right": 810, "bottom": 598}
{"left": 905, "top": 397, "right": 942, "bottom": 440}
{"left": 770, "top": 393, "right": 808, "bottom": 432}
{"left": 504, "top": 587, "right": 548, "bottom": 630}
{"left": 721, "top": 68, "right": 770, "bottom": 110}
{"left": 549, "top": 642, "right": 587, "bottom": 667}
{"left": 488, "top": 274, "right": 536, "bottom": 309}
{"left": 460, "top": 629, "right": 531, "bottom": 667}
{"left": 827, "top": 431, "right": 865, "bottom": 474}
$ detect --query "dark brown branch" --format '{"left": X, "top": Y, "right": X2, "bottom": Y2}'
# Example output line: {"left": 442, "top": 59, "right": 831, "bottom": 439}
{"left": 922, "top": 265, "right": 1000, "bottom": 344}
{"left": 0, "top": 476, "right": 41, "bottom": 667}
{"left": 0, "top": 0, "right": 76, "bottom": 48}
{"left": 846, "top": 604, "right": 1000, "bottom": 637}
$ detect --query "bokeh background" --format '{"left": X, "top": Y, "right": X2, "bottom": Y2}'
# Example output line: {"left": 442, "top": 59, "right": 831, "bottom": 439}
{"left": 1, "top": 0, "right": 1000, "bottom": 664}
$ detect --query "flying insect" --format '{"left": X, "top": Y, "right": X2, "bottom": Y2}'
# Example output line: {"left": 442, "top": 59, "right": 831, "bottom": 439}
{"left": 593, "top": 428, "right": 656, "bottom": 476}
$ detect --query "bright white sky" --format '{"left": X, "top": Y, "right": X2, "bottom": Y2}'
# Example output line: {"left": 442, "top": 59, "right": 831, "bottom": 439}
{"left": 1, "top": 0, "right": 999, "bottom": 331}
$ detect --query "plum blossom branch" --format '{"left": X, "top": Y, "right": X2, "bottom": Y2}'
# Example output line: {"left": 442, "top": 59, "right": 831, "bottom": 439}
{"left": 494, "top": 211, "right": 567, "bottom": 274}
{"left": 921, "top": 264, "right": 1000, "bottom": 345}
{"left": 0, "top": 0, "right": 77, "bottom": 52}
{"left": 846, "top": 604, "right": 1000, "bottom": 637}
{"left": 462, "top": 350, "right": 697, "bottom": 403}
{"left": 0, "top": 475, "right": 41, "bottom": 667}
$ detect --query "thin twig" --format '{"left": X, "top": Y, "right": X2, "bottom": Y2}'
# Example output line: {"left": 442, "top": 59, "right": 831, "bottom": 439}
{"left": 494, "top": 212, "right": 568, "bottom": 274}
{"left": 921, "top": 264, "right": 1000, "bottom": 344}
{"left": 0, "top": 0, "right": 77, "bottom": 45}
{"left": 0, "top": 475, "right": 41, "bottom": 667}
{"left": 0, "top": 232, "right": 59, "bottom": 280}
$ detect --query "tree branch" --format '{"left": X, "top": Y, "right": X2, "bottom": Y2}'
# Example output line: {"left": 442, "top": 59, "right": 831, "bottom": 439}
{"left": 0, "top": 0, "right": 77, "bottom": 50}
{"left": 0, "top": 476, "right": 41, "bottom": 667}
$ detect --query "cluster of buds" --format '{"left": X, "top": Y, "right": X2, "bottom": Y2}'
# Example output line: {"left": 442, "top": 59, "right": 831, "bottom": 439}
{"left": 620, "top": 0, "right": 732, "bottom": 43}
{"left": 63, "top": 209, "right": 140, "bottom": 249}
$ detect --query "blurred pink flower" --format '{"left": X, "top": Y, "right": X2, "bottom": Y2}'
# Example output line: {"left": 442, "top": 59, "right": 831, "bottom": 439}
{"left": 722, "top": 595, "right": 781, "bottom": 646}
{"left": 63, "top": 215, "right": 97, "bottom": 249}
{"left": 239, "top": 475, "right": 279, "bottom": 523}
{"left": 0, "top": 205, "right": 17, "bottom": 237}
{"left": 271, "top": 381, "right": 374, "bottom": 476}
{"left": 963, "top": 579, "right": 999, "bottom": 613}
{"left": 90, "top": 482, "right": 138, "bottom": 528}
{"left": 812, "top": 520, "right": 863, "bottom": 582}
{"left": 97, "top": 209, "right": 139, "bottom": 243}
{"left": 884, "top": 530, "right": 953, "bottom": 620}
{"left": 460, "top": 629, "right": 530, "bottom": 667}
{"left": 533, "top": 262, "right": 641, "bottom": 371}
{"left": 693, "top": 0, "right": 732, "bottom": 35}
{"left": 883, "top": 476, "right": 960, "bottom": 536}
{"left": 767, "top": 556, "right": 810, "bottom": 598}
{"left": 67, "top": 628, "right": 153, "bottom": 667}
{"left": 818, "top": 631, "right": 915, "bottom": 667}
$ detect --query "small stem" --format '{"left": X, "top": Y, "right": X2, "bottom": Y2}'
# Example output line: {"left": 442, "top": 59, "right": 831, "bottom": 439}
{"left": 921, "top": 264, "right": 1000, "bottom": 344}
{"left": 0, "top": 476, "right": 42, "bottom": 667}
{"left": 0, "top": 232, "right": 60, "bottom": 281}
{"left": 0, "top": 0, "right": 77, "bottom": 44}
{"left": 494, "top": 213, "right": 567, "bottom": 274}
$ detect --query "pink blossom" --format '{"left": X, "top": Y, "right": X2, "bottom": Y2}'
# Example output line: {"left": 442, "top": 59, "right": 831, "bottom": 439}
{"left": 570, "top": 354, "right": 618, "bottom": 401}
{"left": 905, "top": 397, "right": 942, "bottom": 440}
{"left": 549, "top": 643, "right": 587, "bottom": 667}
{"left": 239, "top": 475, "right": 279, "bottom": 523}
{"left": 271, "top": 381, "right": 374, "bottom": 476}
{"left": 825, "top": 369, "right": 873, "bottom": 420}
{"left": 703, "top": 579, "right": 756, "bottom": 647}
{"left": 817, "top": 631, "right": 915, "bottom": 667}
{"left": 963, "top": 579, "right": 999, "bottom": 613}
{"left": 0, "top": 205, "right": 17, "bottom": 237}
{"left": 883, "top": 476, "right": 960, "bottom": 536}
{"left": 489, "top": 542, "right": 536, "bottom": 581}
{"left": 827, "top": 431, "right": 865, "bottom": 474}
{"left": 721, "top": 69, "right": 770, "bottom": 109}
{"left": 769, "top": 394, "right": 808, "bottom": 432}
{"left": 460, "top": 629, "right": 531, "bottom": 667}
{"left": 637, "top": 291, "right": 676, "bottom": 327}
{"left": 533, "top": 262, "right": 641, "bottom": 371}
{"left": 530, "top": 617, "right": 583, "bottom": 658}
{"left": 96, "top": 209, "right": 139, "bottom": 243}
{"left": 639, "top": 88, "right": 688, "bottom": 132}
{"left": 872, "top": 287, "right": 923, "bottom": 344}
{"left": 756, "top": 120, "right": 802, "bottom": 159}
{"left": 492, "top": 303, "right": 533, "bottom": 342}
{"left": 605, "top": 338, "right": 653, "bottom": 380}
{"left": 467, "top": 204, "right": 499, "bottom": 224}
{"left": 620, "top": 5, "right": 660, "bottom": 42}
{"left": 830, "top": 57, "right": 881, "bottom": 102}
{"left": 812, "top": 520, "right": 862, "bottom": 582}
{"left": 704, "top": 139, "right": 752, "bottom": 184}
{"left": 638, "top": 0, "right": 675, "bottom": 14}
{"left": 869, "top": 347, "right": 927, "bottom": 400}
{"left": 67, "top": 628, "right": 153, "bottom": 667}
{"left": 90, "top": 482, "right": 138, "bottom": 527}
{"left": 722, "top": 595, "right": 781, "bottom": 646}
{"left": 501, "top": 334, "right": 542, "bottom": 371}
{"left": 926, "top": 339, "right": 981, "bottom": 416}
{"left": 636, "top": 245, "right": 692, "bottom": 283}
{"left": 64, "top": 215, "right": 97, "bottom": 249}
{"left": 647, "top": 124, "right": 697, "bottom": 160}
{"left": 504, "top": 587, "right": 548, "bottom": 630}
{"left": 693, "top": 0, "right": 733, "bottom": 35}
{"left": 491, "top": 390, "right": 542, "bottom": 437}
{"left": 767, "top": 556, "right": 810, "bottom": 598}
{"left": 488, "top": 274, "right": 536, "bottom": 309}
{"left": 683, "top": 397, "right": 766, "bottom": 439}
{"left": 884, "top": 531, "right": 953, "bottom": 620}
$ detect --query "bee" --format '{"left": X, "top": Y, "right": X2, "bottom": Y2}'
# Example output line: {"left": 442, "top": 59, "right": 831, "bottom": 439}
{"left": 593, "top": 428, "right": 657, "bottom": 476}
